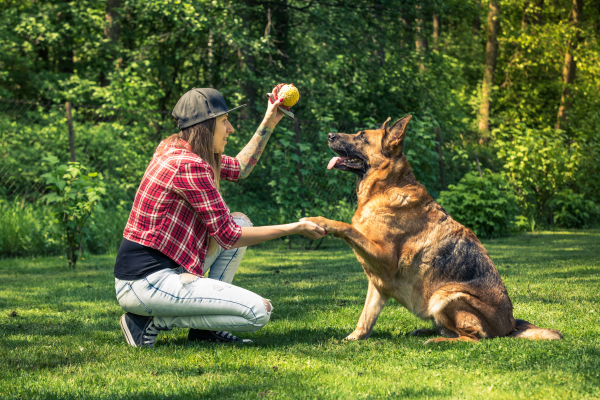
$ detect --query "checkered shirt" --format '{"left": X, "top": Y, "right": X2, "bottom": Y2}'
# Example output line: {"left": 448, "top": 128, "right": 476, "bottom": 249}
{"left": 123, "top": 139, "right": 242, "bottom": 276}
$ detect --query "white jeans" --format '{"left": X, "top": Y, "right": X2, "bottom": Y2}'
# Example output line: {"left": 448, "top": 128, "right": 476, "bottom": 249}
{"left": 114, "top": 217, "right": 271, "bottom": 332}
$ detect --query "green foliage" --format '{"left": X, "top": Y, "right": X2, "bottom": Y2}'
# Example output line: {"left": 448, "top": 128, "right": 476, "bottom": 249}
{"left": 1, "top": 0, "right": 599, "bottom": 246}
{"left": 438, "top": 171, "right": 520, "bottom": 238}
{"left": 0, "top": 198, "right": 61, "bottom": 257}
{"left": 0, "top": 198, "right": 130, "bottom": 259}
{"left": 552, "top": 189, "right": 600, "bottom": 229}
{"left": 41, "top": 155, "right": 105, "bottom": 269}
{"left": 402, "top": 113, "right": 442, "bottom": 194}
{"left": 495, "top": 124, "right": 580, "bottom": 226}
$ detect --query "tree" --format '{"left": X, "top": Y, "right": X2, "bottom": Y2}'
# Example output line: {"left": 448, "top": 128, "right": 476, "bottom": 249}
{"left": 556, "top": 0, "right": 583, "bottom": 131}
{"left": 478, "top": 0, "right": 500, "bottom": 133}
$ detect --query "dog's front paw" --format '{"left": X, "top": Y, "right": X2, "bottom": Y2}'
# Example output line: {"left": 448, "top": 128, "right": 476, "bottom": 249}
{"left": 344, "top": 330, "right": 370, "bottom": 341}
{"left": 301, "top": 216, "right": 345, "bottom": 236}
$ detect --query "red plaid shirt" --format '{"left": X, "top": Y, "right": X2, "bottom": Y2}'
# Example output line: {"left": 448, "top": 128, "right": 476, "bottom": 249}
{"left": 123, "top": 139, "right": 242, "bottom": 276}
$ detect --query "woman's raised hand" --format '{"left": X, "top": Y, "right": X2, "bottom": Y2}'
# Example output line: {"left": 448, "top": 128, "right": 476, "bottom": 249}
{"left": 295, "top": 220, "right": 328, "bottom": 240}
{"left": 262, "top": 83, "right": 286, "bottom": 128}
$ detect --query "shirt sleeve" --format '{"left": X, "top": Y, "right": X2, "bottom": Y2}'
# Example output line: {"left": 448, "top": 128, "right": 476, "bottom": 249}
{"left": 172, "top": 160, "right": 242, "bottom": 249}
{"left": 220, "top": 155, "right": 241, "bottom": 182}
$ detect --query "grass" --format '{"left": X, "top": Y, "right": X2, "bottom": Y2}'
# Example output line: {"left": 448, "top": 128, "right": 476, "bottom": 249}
{"left": 1, "top": 230, "right": 599, "bottom": 399}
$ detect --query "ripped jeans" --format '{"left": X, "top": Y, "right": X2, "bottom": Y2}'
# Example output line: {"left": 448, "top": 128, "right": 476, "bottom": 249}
{"left": 114, "top": 216, "right": 272, "bottom": 332}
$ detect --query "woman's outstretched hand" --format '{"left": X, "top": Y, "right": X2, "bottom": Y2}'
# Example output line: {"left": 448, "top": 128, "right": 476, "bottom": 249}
{"left": 296, "top": 219, "right": 328, "bottom": 240}
{"left": 262, "top": 83, "right": 286, "bottom": 128}
{"left": 232, "top": 220, "right": 327, "bottom": 248}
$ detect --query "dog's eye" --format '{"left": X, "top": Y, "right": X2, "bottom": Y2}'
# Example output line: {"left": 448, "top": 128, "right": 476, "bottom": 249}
{"left": 357, "top": 133, "right": 368, "bottom": 143}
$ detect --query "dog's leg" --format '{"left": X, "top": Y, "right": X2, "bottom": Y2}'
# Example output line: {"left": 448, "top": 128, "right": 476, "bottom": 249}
{"left": 345, "top": 279, "right": 389, "bottom": 341}
{"left": 301, "top": 217, "right": 394, "bottom": 272}
{"left": 424, "top": 336, "right": 478, "bottom": 344}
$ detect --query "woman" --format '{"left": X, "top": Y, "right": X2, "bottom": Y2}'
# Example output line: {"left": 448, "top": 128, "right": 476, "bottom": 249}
{"left": 114, "top": 86, "right": 326, "bottom": 348}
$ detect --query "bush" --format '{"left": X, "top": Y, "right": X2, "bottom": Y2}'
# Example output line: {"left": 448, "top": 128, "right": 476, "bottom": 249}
{"left": 41, "top": 156, "right": 106, "bottom": 269}
{"left": 494, "top": 124, "right": 580, "bottom": 226}
{"left": 552, "top": 189, "right": 600, "bottom": 229}
{"left": 437, "top": 171, "right": 520, "bottom": 239}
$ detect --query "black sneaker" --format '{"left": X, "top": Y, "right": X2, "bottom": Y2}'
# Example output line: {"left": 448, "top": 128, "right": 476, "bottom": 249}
{"left": 188, "top": 329, "right": 253, "bottom": 344}
{"left": 120, "top": 313, "right": 161, "bottom": 348}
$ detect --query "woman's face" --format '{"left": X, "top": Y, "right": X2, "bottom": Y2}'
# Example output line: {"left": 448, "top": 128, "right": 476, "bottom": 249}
{"left": 213, "top": 114, "right": 234, "bottom": 153}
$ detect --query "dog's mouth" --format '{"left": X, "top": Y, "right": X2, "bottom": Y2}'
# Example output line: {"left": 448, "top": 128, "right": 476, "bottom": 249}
{"left": 327, "top": 156, "right": 367, "bottom": 175}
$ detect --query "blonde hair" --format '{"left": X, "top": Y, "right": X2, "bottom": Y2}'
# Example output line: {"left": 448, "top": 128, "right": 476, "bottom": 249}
{"left": 167, "top": 118, "right": 222, "bottom": 256}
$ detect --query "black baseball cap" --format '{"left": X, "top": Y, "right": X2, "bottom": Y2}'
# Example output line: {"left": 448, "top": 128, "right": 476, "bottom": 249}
{"left": 172, "top": 88, "right": 246, "bottom": 130}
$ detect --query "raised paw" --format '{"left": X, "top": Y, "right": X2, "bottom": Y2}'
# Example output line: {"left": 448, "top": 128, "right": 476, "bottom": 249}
{"left": 300, "top": 216, "right": 346, "bottom": 237}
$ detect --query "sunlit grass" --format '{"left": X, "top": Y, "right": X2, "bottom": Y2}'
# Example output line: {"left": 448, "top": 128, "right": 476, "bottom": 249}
{"left": 1, "top": 230, "right": 599, "bottom": 399}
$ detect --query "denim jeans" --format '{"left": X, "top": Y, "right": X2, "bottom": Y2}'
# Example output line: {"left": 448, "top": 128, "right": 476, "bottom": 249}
{"left": 114, "top": 216, "right": 271, "bottom": 331}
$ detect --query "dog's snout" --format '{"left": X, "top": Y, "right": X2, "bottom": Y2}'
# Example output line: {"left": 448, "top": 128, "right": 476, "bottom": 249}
{"left": 328, "top": 132, "right": 337, "bottom": 142}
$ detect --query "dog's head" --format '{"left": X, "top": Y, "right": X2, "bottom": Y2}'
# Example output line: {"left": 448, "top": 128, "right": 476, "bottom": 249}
{"left": 327, "top": 115, "right": 412, "bottom": 178}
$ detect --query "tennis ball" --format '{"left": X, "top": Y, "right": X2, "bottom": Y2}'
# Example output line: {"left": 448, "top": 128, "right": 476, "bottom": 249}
{"left": 278, "top": 84, "right": 300, "bottom": 107}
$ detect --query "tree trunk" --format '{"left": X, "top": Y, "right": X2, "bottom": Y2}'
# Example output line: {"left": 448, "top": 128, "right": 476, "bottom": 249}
{"left": 271, "top": 0, "right": 291, "bottom": 67}
{"left": 435, "top": 127, "right": 446, "bottom": 190}
{"left": 207, "top": 29, "right": 214, "bottom": 87}
{"left": 596, "top": 0, "right": 600, "bottom": 34}
{"left": 414, "top": 4, "right": 428, "bottom": 70}
{"left": 294, "top": 117, "right": 306, "bottom": 218}
{"left": 556, "top": 0, "right": 583, "bottom": 131}
{"left": 475, "top": 153, "right": 483, "bottom": 178}
{"left": 238, "top": 0, "right": 257, "bottom": 120}
{"left": 105, "top": 0, "right": 120, "bottom": 42}
{"left": 478, "top": 0, "right": 500, "bottom": 133}
{"left": 472, "top": 1, "right": 481, "bottom": 34}
{"left": 59, "top": 1, "right": 75, "bottom": 74}
{"left": 102, "top": 0, "right": 120, "bottom": 86}
{"left": 373, "top": 1, "right": 385, "bottom": 66}
{"left": 522, "top": 0, "right": 544, "bottom": 29}
{"left": 432, "top": 13, "right": 440, "bottom": 47}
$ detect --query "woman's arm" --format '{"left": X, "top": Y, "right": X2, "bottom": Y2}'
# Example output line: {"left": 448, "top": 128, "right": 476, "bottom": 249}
{"left": 236, "top": 86, "right": 285, "bottom": 179}
{"left": 231, "top": 221, "right": 326, "bottom": 248}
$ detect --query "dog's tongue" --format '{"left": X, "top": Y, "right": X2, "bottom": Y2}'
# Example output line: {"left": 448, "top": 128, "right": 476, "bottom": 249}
{"left": 327, "top": 157, "right": 342, "bottom": 170}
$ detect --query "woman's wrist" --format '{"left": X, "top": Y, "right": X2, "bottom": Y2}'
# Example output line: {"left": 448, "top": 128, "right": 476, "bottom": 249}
{"left": 260, "top": 118, "right": 277, "bottom": 130}
{"left": 289, "top": 221, "right": 304, "bottom": 235}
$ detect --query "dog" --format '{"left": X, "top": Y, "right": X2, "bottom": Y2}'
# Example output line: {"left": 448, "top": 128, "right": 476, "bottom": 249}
{"left": 302, "top": 116, "right": 562, "bottom": 343}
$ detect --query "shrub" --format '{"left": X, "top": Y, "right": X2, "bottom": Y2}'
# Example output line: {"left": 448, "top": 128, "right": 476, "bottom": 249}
{"left": 552, "top": 189, "right": 600, "bottom": 229}
{"left": 437, "top": 171, "right": 520, "bottom": 239}
{"left": 41, "top": 156, "right": 106, "bottom": 269}
{"left": 495, "top": 124, "right": 580, "bottom": 226}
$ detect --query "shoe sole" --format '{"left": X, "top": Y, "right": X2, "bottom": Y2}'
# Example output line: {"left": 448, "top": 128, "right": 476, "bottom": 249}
{"left": 120, "top": 314, "right": 138, "bottom": 347}
{"left": 188, "top": 337, "right": 253, "bottom": 344}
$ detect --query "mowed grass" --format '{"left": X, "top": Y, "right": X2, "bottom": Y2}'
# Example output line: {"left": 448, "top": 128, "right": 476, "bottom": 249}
{"left": 1, "top": 231, "right": 599, "bottom": 399}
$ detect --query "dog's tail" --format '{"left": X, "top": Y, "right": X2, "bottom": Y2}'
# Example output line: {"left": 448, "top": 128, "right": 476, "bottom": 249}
{"left": 509, "top": 319, "right": 562, "bottom": 340}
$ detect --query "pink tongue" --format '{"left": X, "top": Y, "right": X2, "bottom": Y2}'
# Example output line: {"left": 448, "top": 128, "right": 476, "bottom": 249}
{"left": 327, "top": 157, "right": 341, "bottom": 170}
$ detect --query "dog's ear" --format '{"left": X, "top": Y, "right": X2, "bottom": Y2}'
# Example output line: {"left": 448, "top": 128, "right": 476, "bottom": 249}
{"left": 382, "top": 115, "right": 412, "bottom": 157}
{"left": 381, "top": 117, "right": 392, "bottom": 131}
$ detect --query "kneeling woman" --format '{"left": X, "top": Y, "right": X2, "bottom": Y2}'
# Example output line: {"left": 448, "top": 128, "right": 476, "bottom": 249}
{"left": 114, "top": 86, "right": 325, "bottom": 348}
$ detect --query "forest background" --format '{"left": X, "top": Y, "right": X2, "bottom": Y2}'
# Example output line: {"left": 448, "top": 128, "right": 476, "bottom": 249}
{"left": 1, "top": 0, "right": 599, "bottom": 259}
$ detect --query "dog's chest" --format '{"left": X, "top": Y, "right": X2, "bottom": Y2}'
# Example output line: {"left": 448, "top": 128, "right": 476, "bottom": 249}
{"left": 354, "top": 252, "right": 428, "bottom": 319}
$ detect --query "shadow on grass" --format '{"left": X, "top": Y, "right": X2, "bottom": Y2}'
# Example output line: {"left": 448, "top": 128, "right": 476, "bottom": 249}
{"left": 10, "top": 378, "right": 453, "bottom": 400}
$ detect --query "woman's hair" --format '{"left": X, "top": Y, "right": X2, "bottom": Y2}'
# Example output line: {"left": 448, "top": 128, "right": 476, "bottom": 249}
{"left": 167, "top": 118, "right": 222, "bottom": 256}
{"left": 166, "top": 118, "right": 221, "bottom": 189}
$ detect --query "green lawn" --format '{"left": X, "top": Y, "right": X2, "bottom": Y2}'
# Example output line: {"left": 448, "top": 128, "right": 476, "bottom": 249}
{"left": 1, "top": 231, "right": 599, "bottom": 399}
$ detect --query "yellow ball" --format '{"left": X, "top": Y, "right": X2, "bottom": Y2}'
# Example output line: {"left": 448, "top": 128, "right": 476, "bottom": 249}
{"left": 278, "top": 84, "right": 300, "bottom": 107}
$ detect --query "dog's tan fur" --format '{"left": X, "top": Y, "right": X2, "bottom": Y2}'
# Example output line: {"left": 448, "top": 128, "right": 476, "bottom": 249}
{"left": 304, "top": 116, "right": 561, "bottom": 343}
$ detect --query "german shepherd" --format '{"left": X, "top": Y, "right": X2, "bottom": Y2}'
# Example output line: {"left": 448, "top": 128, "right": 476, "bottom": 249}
{"left": 303, "top": 116, "right": 561, "bottom": 343}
